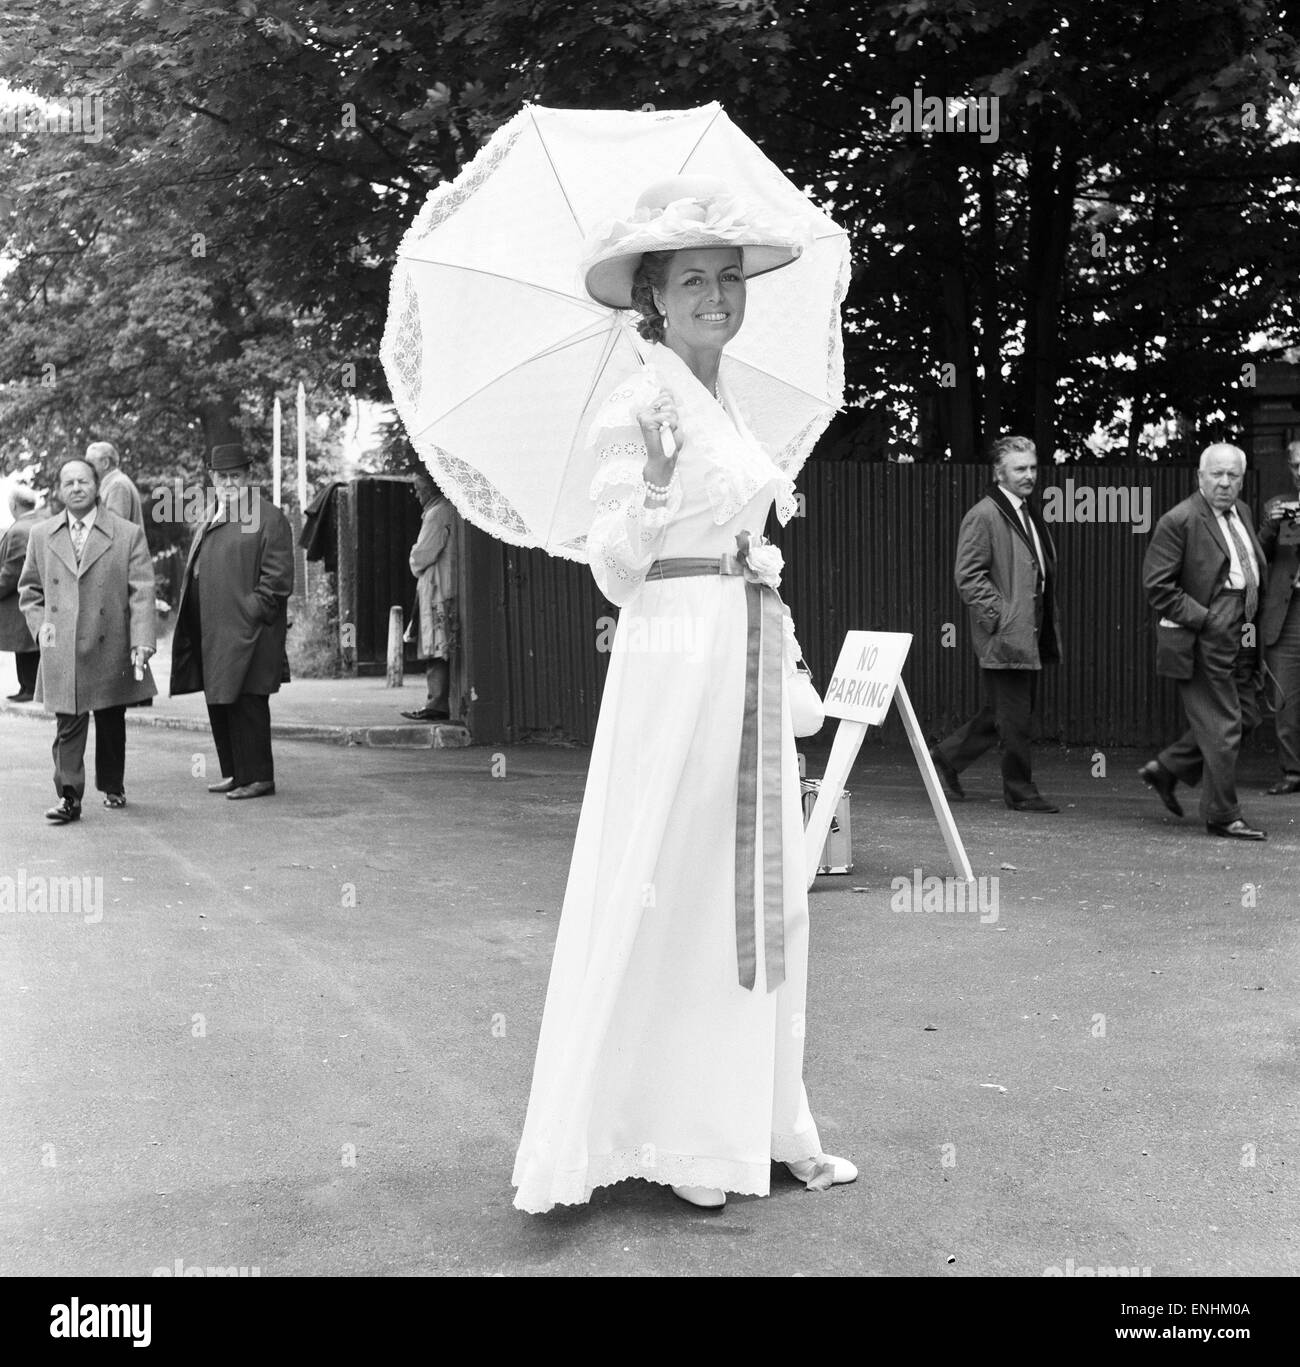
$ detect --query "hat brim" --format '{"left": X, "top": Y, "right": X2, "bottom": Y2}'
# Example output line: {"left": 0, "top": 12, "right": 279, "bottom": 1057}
{"left": 583, "top": 238, "right": 802, "bottom": 310}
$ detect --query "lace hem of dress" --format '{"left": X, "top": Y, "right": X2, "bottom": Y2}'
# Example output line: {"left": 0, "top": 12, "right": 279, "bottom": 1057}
{"left": 513, "top": 1133, "right": 823, "bottom": 1213}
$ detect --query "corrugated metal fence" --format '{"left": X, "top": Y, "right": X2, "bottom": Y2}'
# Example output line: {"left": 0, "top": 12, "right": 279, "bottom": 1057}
{"left": 486, "top": 463, "right": 1255, "bottom": 749}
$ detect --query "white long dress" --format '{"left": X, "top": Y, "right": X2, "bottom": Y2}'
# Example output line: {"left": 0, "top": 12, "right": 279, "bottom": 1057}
{"left": 511, "top": 345, "right": 822, "bottom": 1213}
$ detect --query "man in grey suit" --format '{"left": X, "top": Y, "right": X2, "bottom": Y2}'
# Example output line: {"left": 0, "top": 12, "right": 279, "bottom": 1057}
{"left": 1257, "top": 439, "right": 1300, "bottom": 795}
{"left": 18, "top": 458, "right": 157, "bottom": 823}
{"left": 85, "top": 441, "right": 146, "bottom": 529}
{"left": 931, "top": 434, "right": 1062, "bottom": 812}
{"left": 1140, "top": 443, "right": 1266, "bottom": 839}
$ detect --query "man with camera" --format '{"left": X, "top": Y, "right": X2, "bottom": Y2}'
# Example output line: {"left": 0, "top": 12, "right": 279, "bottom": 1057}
{"left": 1258, "top": 439, "right": 1300, "bottom": 795}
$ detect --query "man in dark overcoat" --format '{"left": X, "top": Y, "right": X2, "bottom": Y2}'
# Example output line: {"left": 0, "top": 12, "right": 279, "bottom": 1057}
{"left": 18, "top": 458, "right": 157, "bottom": 822}
{"left": 169, "top": 444, "right": 294, "bottom": 800}
{"left": 931, "top": 435, "right": 1063, "bottom": 812}
{"left": 1, "top": 485, "right": 43, "bottom": 701}
{"left": 1140, "top": 443, "right": 1267, "bottom": 839}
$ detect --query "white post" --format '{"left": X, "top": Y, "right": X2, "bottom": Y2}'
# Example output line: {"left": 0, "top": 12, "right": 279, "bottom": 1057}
{"left": 893, "top": 680, "right": 974, "bottom": 883}
{"left": 272, "top": 397, "right": 282, "bottom": 508}
{"left": 386, "top": 606, "right": 405, "bottom": 687}
{"left": 296, "top": 382, "right": 310, "bottom": 600}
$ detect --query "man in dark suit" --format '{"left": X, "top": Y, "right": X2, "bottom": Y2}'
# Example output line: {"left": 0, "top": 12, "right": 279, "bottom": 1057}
{"left": 169, "top": 444, "right": 294, "bottom": 800}
{"left": 1140, "top": 443, "right": 1266, "bottom": 839}
{"left": 17, "top": 459, "right": 157, "bottom": 822}
{"left": 1257, "top": 439, "right": 1300, "bottom": 795}
{"left": 1, "top": 485, "right": 42, "bottom": 701}
{"left": 931, "top": 434, "right": 1062, "bottom": 812}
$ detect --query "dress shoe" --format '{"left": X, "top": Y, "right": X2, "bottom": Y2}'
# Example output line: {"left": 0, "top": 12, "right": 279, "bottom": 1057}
{"left": 1266, "top": 776, "right": 1300, "bottom": 795}
{"left": 207, "top": 777, "right": 236, "bottom": 793}
{"left": 45, "top": 797, "right": 82, "bottom": 824}
{"left": 227, "top": 780, "right": 276, "bottom": 801}
{"left": 1206, "top": 818, "right": 1266, "bottom": 841}
{"left": 671, "top": 1185, "right": 726, "bottom": 1209}
{"left": 102, "top": 792, "right": 126, "bottom": 809}
{"left": 929, "top": 749, "right": 964, "bottom": 800}
{"left": 1006, "top": 795, "right": 1060, "bottom": 813}
{"left": 400, "top": 707, "right": 451, "bottom": 722}
{"left": 786, "top": 1153, "right": 859, "bottom": 1187}
{"left": 1139, "top": 760, "right": 1183, "bottom": 817}
{"left": 6, "top": 691, "right": 34, "bottom": 703}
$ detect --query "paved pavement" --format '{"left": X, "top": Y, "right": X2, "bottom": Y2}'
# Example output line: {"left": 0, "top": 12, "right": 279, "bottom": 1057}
{"left": 0, "top": 634, "right": 470, "bottom": 749}
{"left": 2, "top": 693, "right": 1297, "bottom": 1278}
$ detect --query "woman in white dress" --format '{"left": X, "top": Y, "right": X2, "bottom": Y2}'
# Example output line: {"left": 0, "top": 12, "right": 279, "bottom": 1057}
{"left": 511, "top": 175, "right": 856, "bottom": 1213}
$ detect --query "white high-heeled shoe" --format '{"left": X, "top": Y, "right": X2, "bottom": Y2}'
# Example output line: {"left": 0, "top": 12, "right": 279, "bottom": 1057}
{"left": 785, "top": 1153, "right": 858, "bottom": 1187}
{"left": 672, "top": 1184, "right": 726, "bottom": 1208}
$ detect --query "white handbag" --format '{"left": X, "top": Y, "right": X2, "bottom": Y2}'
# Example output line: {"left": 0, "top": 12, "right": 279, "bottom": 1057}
{"left": 788, "top": 664, "right": 825, "bottom": 738}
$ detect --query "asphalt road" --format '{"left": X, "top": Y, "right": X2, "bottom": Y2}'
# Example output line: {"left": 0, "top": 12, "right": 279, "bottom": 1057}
{"left": 1, "top": 714, "right": 1297, "bottom": 1277}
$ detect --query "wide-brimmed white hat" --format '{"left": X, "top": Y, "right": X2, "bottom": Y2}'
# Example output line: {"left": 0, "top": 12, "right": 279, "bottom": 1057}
{"left": 581, "top": 174, "right": 809, "bottom": 309}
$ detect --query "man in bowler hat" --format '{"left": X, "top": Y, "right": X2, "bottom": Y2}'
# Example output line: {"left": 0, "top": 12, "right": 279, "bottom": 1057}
{"left": 169, "top": 444, "right": 294, "bottom": 800}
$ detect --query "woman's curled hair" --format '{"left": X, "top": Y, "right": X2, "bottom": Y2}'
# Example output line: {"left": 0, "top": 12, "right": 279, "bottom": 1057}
{"left": 630, "top": 251, "right": 674, "bottom": 344}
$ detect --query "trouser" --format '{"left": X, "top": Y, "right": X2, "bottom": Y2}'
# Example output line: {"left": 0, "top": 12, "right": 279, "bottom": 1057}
{"left": 207, "top": 694, "right": 274, "bottom": 786}
{"left": 14, "top": 650, "right": 38, "bottom": 694}
{"left": 52, "top": 705, "right": 126, "bottom": 801}
{"left": 1158, "top": 591, "right": 1259, "bottom": 824}
{"left": 936, "top": 667, "right": 1041, "bottom": 803}
{"left": 1265, "top": 591, "right": 1300, "bottom": 777}
{"left": 423, "top": 656, "right": 449, "bottom": 708}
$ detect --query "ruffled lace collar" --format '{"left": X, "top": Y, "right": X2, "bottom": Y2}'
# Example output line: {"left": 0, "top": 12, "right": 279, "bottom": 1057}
{"left": 645, "top": 343, "right": 799, "bottom": 526}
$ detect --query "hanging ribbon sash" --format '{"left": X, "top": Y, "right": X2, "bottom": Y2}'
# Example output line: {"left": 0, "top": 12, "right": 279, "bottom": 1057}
{"left": 734, "top": 578, "right": 786, "bottom": 992}
{"left": 646, "top": 543, "right": 787, "bottom": 993}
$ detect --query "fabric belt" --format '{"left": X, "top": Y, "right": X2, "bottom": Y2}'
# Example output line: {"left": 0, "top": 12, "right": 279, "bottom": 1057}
{"left": 645, "top": 554, "right": 786, "bottom": 993}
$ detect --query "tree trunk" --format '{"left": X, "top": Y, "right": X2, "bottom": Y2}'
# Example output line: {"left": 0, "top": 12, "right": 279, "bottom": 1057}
{"left": 1022, "top": 113, "right": 1080, "bottom": 461}
{"left": 934, "top": 149, "right": 977, "bottom": 461}
{"left": 976, "top": 146, "right": 1002, "bottom": 453}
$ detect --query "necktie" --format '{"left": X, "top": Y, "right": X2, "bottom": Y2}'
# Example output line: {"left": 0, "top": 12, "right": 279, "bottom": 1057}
{"left": 71, "top": 519, "right": 86, "bottom": 562}
{"left": 1020, "top": 505, "right": 1043, "bottom": 583}
{"left": 1224, "top": 512, "right": 1258, "bottom": 621}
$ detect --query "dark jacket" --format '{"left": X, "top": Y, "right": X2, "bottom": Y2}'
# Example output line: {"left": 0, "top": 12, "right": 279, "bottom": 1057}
{"left": 18, "top": 508, "right": 157, "bottom": 713}
{"left": 169, "top": 493, "right": 294, "bottom": 704}
{"left": 955, "top": 486, "right": 1061, "bottom": 670}
{"left": 1257, "top": 495, "right": 1300, "bottom": 650}
{"left": 0, "top": 509, "right": 40, "bottom": 652}
{"left": 1143, "top": 492, "right": 1267, "bottom": 679}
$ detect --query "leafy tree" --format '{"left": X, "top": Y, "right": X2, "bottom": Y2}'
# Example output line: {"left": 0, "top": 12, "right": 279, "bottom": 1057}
{"left": 0, "top": 0, "right": 1296, "bottom": 488}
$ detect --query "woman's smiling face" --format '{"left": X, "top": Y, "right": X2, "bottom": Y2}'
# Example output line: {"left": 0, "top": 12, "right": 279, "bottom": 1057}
{"left": 652, "top": 247, "right": 746, "bottom": 353}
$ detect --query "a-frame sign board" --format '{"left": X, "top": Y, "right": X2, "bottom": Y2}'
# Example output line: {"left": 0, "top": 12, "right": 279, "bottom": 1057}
{"left": 804, "top": 630, "right": 974, "bottom": 890}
